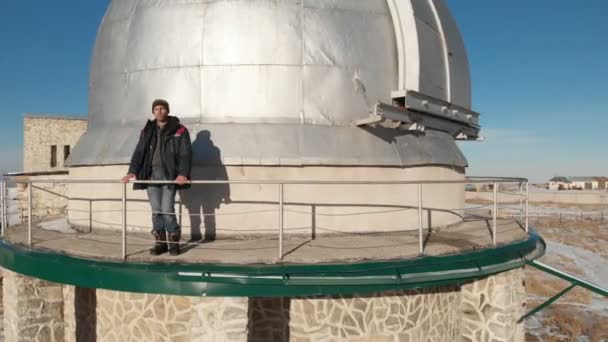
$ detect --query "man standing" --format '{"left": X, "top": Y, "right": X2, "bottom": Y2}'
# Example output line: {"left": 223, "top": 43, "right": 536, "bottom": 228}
{"left": 122, "top": 99, "right": 192, "bottom": 256}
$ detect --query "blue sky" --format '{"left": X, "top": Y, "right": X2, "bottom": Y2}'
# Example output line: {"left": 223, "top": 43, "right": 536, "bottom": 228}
{"left": 451, "top": 1, "right": 607, "bottom": 181}
{"left": 0, "top": 0, "right": 108, "bottom": 175}
{"left": 0, "top": 1, "right": 606, "bottom": 181}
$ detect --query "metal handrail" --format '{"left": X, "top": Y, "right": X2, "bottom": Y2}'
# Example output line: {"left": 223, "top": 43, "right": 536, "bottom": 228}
{"left": 1, "top": 175, "right": 529, "bottom": 261}
{"left": 0, "top": 178, "right": 527, "bottom": 185}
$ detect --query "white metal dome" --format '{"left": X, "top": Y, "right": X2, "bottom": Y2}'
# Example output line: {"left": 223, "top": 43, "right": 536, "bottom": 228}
{"left": 70, "top": 0, "right": 474, "bottom": 167}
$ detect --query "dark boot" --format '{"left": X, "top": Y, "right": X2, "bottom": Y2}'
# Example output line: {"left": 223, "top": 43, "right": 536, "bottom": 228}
{"left": 150, "top": 230, "right": 168, "bottom": 255}
{"left": 168, "top": 232, "right": 181, "bottom": 256}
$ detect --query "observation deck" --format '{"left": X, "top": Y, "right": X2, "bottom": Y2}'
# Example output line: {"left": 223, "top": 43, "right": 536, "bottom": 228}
{"left": 0, "top": 176, "right": 545, "bottom": 297}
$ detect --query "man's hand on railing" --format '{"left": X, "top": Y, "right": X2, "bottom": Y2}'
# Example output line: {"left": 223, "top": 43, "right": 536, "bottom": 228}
{"left": 121, "top": 173, "right": 136, "bottom": 183}
{"left": 175, "top": 175, "right": 188, "bottom": 185}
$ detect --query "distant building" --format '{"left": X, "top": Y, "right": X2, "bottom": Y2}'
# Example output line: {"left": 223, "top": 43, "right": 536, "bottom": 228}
{"left": 548, "top": 177, "right": 571, "bottom": 190}
{"left": 595, "top": 177, "right": 608, "bottom": 190}
{"left": 570, "top": 177, "right": 598, "bottom": 190}
{"left": 549, "top": 176, "right": 606, "bottom": 190}
{"left": 23, "top": 115, "right": 88, "bottom": 173}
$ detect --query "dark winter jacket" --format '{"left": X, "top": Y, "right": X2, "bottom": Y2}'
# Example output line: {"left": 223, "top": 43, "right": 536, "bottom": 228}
{"left": 128, "top": 116, "right": 192, "bottom": 190}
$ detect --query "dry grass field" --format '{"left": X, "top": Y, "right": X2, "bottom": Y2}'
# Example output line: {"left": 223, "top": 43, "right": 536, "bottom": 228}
{"left": 512, "top": 207, "right": 607, "bottom": 341}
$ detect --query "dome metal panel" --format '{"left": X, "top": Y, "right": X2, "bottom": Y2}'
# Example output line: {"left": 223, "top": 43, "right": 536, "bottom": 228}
{"left": 69, "top": 0, "right": 475, "bottom": 168}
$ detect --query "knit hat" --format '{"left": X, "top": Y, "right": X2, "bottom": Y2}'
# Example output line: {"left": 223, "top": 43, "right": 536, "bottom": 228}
{"left": 151, "top": 99, "right": 170, "bottom": 113}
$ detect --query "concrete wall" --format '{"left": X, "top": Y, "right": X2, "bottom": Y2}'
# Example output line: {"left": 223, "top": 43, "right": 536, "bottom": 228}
{"left": 571, "top": 181, "right": 598, "bottom": 190}
{"left": 10, "top": 174, "right": 70, "bottom": 224}
{"left": 2, "top": 268, "right": 526, "bottom": 342}
{"left": 5, "top": 187, "right": 20, "bottom": 227}
{"left": 67, "top": 165, "right": 466, "bottom": 237}
{"left": 23, "top": 116, "right": 87, "bottom": 173}
{"left": 548, "top": 182, "right": 563, "bottom": 191}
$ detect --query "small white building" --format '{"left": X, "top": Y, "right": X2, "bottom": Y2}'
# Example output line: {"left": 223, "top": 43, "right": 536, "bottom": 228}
{"left": 595, "top": 177, "right": 608, "bottom": 190}
{"left": 549, "top": 177, "right": 572, "bottom": 190}
{"left": 572, "top": 177, "right": 598, "bottom": 190}
{"left": 549, "top": 176, "right": 605, "bottom": 190}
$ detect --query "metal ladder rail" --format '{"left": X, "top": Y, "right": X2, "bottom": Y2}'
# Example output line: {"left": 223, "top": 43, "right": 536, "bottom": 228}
{"left": 519, "top": 259, "right": 608, "bottom": 322}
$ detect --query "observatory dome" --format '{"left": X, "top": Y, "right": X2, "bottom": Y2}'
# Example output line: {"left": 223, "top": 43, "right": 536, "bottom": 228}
{"left": 66, "top": 0, "right": 479, "bottom": 236}
{"left": 69, "top": 0, "right": 474, "bottom": 167}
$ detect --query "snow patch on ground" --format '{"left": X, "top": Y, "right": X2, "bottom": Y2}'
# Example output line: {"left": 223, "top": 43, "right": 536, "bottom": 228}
{"left": 544, "top": 241, "right": 608, "bottom": 314}
{"left": 37, "top": 217, "right": 76, "bottom": 234}
{"left": 545, "top": 241, "right": 608, "bottom": 286}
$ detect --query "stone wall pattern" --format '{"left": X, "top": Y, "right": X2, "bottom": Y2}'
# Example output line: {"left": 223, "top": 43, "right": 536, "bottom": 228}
{"left": 460, "top": 269, "right": 526, "bottom": 342}
{"left": 287, "top": 288, "right": 462, "bottom": 342}
{"left": 23, "top": 116, "right": 87, "bottom": 173}
{"left": 14, "top": 174, "right": 70, "bottom": 222}
{"left": 2, "top": 270, "right": 64, "bottom": 342}
{"left": 1, "top": 268, "right": 527, "bottom": 342}
{"left": 96, "top": 290, "right": 193, "bottom": 342}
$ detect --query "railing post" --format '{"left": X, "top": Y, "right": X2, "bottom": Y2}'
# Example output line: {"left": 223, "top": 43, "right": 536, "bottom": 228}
{"left": 311, "top": 204, "right": 316, "bottom": 241}
{"left": 279, "top": 183, "right": 284, "bottom": 262}
{"left": 28, "top": 180, "right": 32, "bottom": 247}
{"left": 418, "top": 184, "right": 423, "bottom": 255}
{"left": 463, "top": 183, "right": 467, "bottom": 219}
{"left": 122, "top": 182, "right": 127, "bottom": 261}
{"left": 178, "top": 201, "right": 183, "bottom": 228}
{"left": 492, "top": 183, "right": 497, "bottom": 246}
{"left": 525, "top": 182, "right": 529, "bottom": 233}
{"left": 1, "top": 179, "right": 5, "bottom": 238}
{"left": 519, "top": 182, "right": 524, "bottom": 224}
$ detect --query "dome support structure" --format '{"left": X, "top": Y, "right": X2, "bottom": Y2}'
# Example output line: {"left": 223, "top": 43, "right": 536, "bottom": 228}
{"left": 353, "top": 91, "right": 481, "bottom": 141}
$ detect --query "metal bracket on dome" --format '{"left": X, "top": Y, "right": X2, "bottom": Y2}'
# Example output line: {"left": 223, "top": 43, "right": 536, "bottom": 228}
{"left": 354, "top": 91, "right": 481, "bottom": 141}
{"left": 392, "top": 90, "right": 480, "bottom": 126}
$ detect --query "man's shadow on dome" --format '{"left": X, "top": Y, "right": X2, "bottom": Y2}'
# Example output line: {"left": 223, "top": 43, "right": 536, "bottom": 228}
{"left": 178, "top": 130, "right": 230, "bottom": 249}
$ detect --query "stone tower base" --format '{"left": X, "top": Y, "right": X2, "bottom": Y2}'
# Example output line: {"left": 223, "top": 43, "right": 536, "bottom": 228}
{"left": 1, "top": 268, "right": 526, "bottom": 342}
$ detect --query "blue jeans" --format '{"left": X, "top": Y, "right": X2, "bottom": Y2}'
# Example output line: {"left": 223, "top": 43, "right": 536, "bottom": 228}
{"left": 147, "top": 169, "right": 179, "bottom": 233}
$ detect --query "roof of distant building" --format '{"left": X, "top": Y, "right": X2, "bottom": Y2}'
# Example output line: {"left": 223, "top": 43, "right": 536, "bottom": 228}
{"left": 569, "top": 176, "right": 597, "bottom": 182}
{"left": 550, "top": 176, "right": 607, "bottom": 183}
{"left": 549, "top": 176, "right": 571, "bottom": 183}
